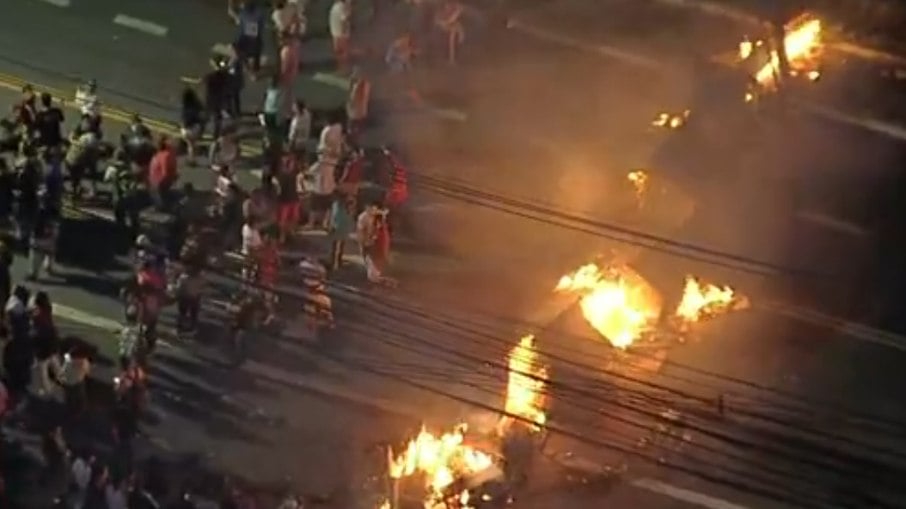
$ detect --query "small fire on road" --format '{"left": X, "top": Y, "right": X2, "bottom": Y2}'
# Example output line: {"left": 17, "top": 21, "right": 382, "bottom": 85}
{"left": 651, "top": 110, "right": 690, "bottom": 129}
{"left": 627, "top": 170, "right": 649, "bottom": 206}
{"left": 674, "top": 276, "right": 749, "bottom": 329}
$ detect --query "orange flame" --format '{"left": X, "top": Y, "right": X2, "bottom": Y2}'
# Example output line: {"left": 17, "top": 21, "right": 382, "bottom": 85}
{"left": 675, "top": 276, "right": 748, "bottom": 325}
{"left": 556, "top": 263, "right": 662, "bottom": 349}
{"left": 387, "top": 424, "right": 493, "bottom": 508}
{"left": 499, "top": 335, "right": 548, "bottom": 434}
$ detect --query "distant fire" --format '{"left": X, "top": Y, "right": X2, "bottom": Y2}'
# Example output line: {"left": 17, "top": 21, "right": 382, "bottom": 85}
{"left": 652, "top": 110, "right": 690, "bottom": 129}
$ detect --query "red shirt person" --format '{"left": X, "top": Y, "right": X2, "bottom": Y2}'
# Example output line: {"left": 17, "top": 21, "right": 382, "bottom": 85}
{"left": 148, "top": 136, "right": 178, "bottom": 209}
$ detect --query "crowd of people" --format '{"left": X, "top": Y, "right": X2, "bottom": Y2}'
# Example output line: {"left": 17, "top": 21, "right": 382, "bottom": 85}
{"left": 0, "top": 0, "right": 478, "bottom": 505}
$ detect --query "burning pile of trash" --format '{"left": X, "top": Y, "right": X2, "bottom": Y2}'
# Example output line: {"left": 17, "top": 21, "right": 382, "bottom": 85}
{"left": 556, "top": 262, "right": 749, "bottom": 349}
{"left": 379, "top": 337, "right": 549, "bottom": 509}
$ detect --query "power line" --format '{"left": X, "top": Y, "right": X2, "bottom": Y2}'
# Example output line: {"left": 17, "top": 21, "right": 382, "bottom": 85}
{"left": 311, "top": 317, "right": 887, "bottom": 509}
{"left": 411, "top": 171, "right": 831, "bottom": 279}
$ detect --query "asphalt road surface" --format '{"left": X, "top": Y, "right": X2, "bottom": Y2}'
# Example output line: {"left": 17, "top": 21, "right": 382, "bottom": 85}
{"left": 4, "top": 0, "right": 906, "bottom": 508}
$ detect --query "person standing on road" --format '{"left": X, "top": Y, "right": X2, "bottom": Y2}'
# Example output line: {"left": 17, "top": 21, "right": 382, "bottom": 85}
{"left": 42, "top": 147, "right": 65, "bottom": 220}
{"left": 231, "top": 0, "right": 266, "bottom": 79}
{"left": 16, "top": 85, "right": 37, "bottom": 136}
{"left": 434, "top": 0, "right": 465, "bottom": 65}
{"left": 327, "top": 191, "right": 354, "bottom": 270}
{"left": 105, "top": 150, "right": 141, "bottom": 238}
{"left": 34, "top": 92, "right": 65, "bottom": 150}
{"left": 179, "top": 87, "right": 204, "bottom": 166}
{"left": 27, "top": 206, "right": 58, "bottom": 281}
{"left": 278, "top": 29, "right": 301, "bottom": 112}
{"left": 346, "top": 67, "right": 371, "bottom": 139}
{"left": 0, "top": 242, "right": 12, "bottom": 322}
{"left": 174, "top": 265, "right": 204, "bottom": 334}
{"left": 304, "top": 159, "right": 337, "bottom": 229}
{"left": 317, "top": 113, "right": 345, "bottom": 166}
{"left": 15, "top": 144, "right": 42, "bottom": 246}
{"left": 148, "top": 136, "right": 179, "bottom": 211}
{"left": 329, "top": 0, "right": 352, "bottom": 72}
{"left": 204, "top": 57, "right": 231, "bottom": 139}
{"left": 3, "top": 285, "right": 32, "bottom": 403}
{"left": 275, "top": 154, "right": 300, "bottom": 243}
{"left": 287, "top": 99, "right": 311, "bottom": 167}
{"left": 58, "top": 347, "right": 91, "bottom": 419}
{"left": 0, "top": 159, "right": 14, "bottom": 222}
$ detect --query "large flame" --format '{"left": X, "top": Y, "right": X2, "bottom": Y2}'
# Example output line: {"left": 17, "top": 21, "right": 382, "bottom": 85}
{"left": 388, "top": 424, "right": 493, "bottom": 508}
{"left": 499, "top": 335, "right": 548, "bottom": 434}
{"left": 675, "top": 276, "right": 748, "bottom": 325}
{"left": 740, "top": 14, "right": 823, "bottom": 90}
{"left": 556, "top": 263, "right": 662, "bottom": 349}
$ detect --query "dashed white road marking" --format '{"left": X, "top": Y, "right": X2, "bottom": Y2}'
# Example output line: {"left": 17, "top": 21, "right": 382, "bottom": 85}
{"left": 52, "top": 302, "right": 175, "bottom": 349}
{"left": 311, "top": 72, "right": 469, "bottom": 122}
{"left": 312, "top": 72, "right": 350, "bottom": 90}
{"left": 37, "top": 0, "right": 71, "bottom": 7}
{"left": 631, "top": 478, "right": 751, "bottom": 509}
{"left": 796, "top": 210, "right": 869, "bottom": 237}
{"left": 211, "top": 43, "right": 234, "bottom": 57}
{"left": 113, "top": 14, "right": 169, "bottom": 37}
{"left": 506, "top": 18, "right": 663, "bottom": 71}
{"left": 52, "top": 302, "right": 121, "bottom": 332}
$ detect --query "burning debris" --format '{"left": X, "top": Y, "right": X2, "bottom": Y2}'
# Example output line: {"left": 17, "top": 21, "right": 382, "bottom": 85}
{"left": 674, "top": 276, "right": 749, "bottom": 329}
{"left": 738, "top": 13, "right": 823, "bottom": 95}
{"left": 380, "top": 338, "right": 549, "bottom": 509}
{"left": 385, "top": 424, "right": 499, "bottom": 509}
{"left": 626, "top": 170, "right": 649, "bottom": 206}
{"left": 651, "top": 110, "right": 690, "bottom": 129}
{"left": 555, "top": 263, "right": 663, "bottom": 349}
{"left": 498, "top": 335, "right": 548, "bottom": 435}
{"left": 556, "top": 263, "right": 749, "bottom": 348}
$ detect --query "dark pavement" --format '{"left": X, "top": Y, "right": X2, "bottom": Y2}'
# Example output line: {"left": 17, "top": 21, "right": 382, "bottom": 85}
{"left": 3, "top": 0, "right": 906, "bottom": 508}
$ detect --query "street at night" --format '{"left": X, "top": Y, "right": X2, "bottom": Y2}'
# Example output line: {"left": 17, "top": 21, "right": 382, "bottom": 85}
{"left": 1, "top": 0, "right": 906, "bottom": 508}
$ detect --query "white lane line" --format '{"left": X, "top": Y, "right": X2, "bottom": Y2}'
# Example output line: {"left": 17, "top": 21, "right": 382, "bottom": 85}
{"left": 37, "top": 0, "right": 71, "bottom": 7}
{"left": 800, "top": 101, "right": 906, "bottom": 143}
{"left": 506, "top": 18, "right": 663, "bottom": 71}
{"left": 631, "top": 478, "right": 751, "bottom": 509}
{"left": 311, "top": 72, "right": 469, "bottom": 122}
{"left": 312, "top": 72, "right": 350, "bottom": 90}
{"left": 52, "top": 302, "right": 176, "bottom": 350}
{"left": 53, "top": 303, "right": 121, "bottom": 332}
{"left": 796, "top": 210, "right": 869, "bottom": 237}
{"left": 211, "top": 43, "right": 234, "bottom": 57}
{"left": 113, "top": 14, "right": 169, "bottom": 37}
{"left": 759, "top": 301, "right": 906, "bottom": 352}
